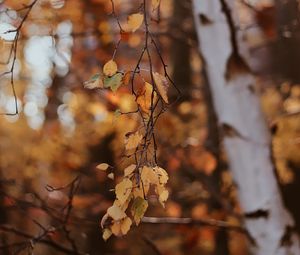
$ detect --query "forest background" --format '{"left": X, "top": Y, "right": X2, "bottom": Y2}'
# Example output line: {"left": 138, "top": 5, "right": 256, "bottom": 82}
{"left": 0, "top": 0, "right": 300, "bottom": 254}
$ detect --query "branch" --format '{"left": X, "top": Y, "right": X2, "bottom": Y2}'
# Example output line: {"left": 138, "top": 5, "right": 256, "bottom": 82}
{"left": 0, "top": 0, "right": 39, "bottom": 116}
{"left": 142, "top": 216, "right": 246, "bottom": 233}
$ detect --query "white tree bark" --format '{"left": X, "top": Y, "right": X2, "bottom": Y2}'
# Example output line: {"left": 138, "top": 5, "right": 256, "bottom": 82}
{"left": 192, "top": 0, "right": 300, "bottom": 254}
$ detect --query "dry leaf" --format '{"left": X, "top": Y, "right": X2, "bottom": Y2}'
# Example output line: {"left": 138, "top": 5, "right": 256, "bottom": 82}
{"left": 127, "top": 13, "right": 144, "bottom": 32}
{"left": 111, "top": 221, "right": 122, "bottom": 236}
{"left": 136, "top": 82, "right": 156, "bottom": 114}
{"left": 153, "top": 72, "right": 169, "bottom": 103}
{"left": 107, "top": 204, "right": 126, "bottom": 221}
{"left": 125, "top": 131, "right": 143, "bottom": 151}
{"left": 122, "top": 71, "right": 131, "bottom": 86}
{"left": 100, "top": 213, "right": 109, "bottom": 229}
{"left": 111, "top": 217, "right": 132, "bottom": 236}
{"left": 103, "top": 60, "right": 118, "bottom": 76}
{"left": 97, "top": 163, "right": 109, "bottom": 171}
{"left": 124, "top": 164, "right": 136, "bottom": 177}
{"left": 141, "top": 166, "right": 159, "bottom": 186}
{"left": 120, "top": 217, "right": 132, "bottom": 235}
{"left": 158, "top": 188, "right": 169, "bottom": 207}
{"left": 114, "top": 196, "right": 131, "bottom": 212}
{"left": 154, "top": 166, "right": 169, "bottom": 184}
{"left": 115, "top": 178, "right": 133, "bottom": 204}
{"left": 102, "top": 228, "right": 112, "bottom": 241}
{"left": 84, "top": 73, "right": 103, "bottom": 89}
{"left": 133, "top": 184, "right": 147, "bottom": 198}
{"left": 107, "top": 173, "right": 114, "bottom": 180}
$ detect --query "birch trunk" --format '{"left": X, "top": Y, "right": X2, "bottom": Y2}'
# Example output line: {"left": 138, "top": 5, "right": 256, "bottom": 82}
{"left": 192, "top": 0, "right": 300, "bottom": 254}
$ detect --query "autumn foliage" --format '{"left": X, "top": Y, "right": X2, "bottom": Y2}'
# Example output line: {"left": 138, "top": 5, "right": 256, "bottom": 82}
{"left": 0, "top": 0, "right": 300, "bottom": 255}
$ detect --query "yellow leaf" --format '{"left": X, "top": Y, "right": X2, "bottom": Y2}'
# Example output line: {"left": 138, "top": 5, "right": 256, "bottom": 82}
{"left": 114, "top": 197, "right": 131, "bottom": 212}
{"left": 103, "top": 60, "right": 118, "bottom": 76}
{"left": 141, "top": 166, "right": 159, "bottom": 186}
{"left": 102, "top": 228, "right": 112, "bottom": 241}
{"left": 133, "top": 184, "right": 147, "bottom": 198}
{"left": 127, "top": 13, "right": 144, "bottom": 32}
{"left": 107, "top": 173, "right": 114, "bottom": 180}
{"left": 151, "top": 0, "right": 160, "bottom": 10}
{"left": 125, "top": 131, "right": 143, "bottom": 151}
{"left": 153, "top": 72, "right": 169, "bottom": 103}
{"left": 96, "top": 163, "right": 109, "bottom": 171}
{"left": 111, "top": 217, "right": 132, "bottom": 236}
{"left": 137, "top": 82, "right": 157, "bottom": 114}
{"left": 158, "top": 189, "right": 169, "bottom": 207}
{"left": 111, "top": 221, "right": 122, "bottom": 236}
{"left": 107, "top": 204, "right": 126, "bottom": 221}
{"left": 115, "top": 178, "right": 133, "bottom": 204}
{"left": 121, "top": 217, "right": 132, "bottom": 234}
{"left": 124, "top": 164, "right": 136, "bottom": 177}
{"left": 154, "top": 166, "right": 169, "bottom": 184}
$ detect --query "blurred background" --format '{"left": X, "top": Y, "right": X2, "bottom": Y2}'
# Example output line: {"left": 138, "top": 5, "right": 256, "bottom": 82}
{"left": 0, "top": 0, "right": 300, "bottom": 254}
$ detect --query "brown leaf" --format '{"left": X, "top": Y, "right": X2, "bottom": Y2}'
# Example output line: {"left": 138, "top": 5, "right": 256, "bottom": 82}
{"left": 136, "top": 82, "right": 157, "bottom": 114}
{"left": 153, "top": 72, "right": 169, "bottom": 103}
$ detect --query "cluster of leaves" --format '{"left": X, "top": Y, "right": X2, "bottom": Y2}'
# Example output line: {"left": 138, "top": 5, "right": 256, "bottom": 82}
{"left": 87, "top": 56, "right": 170, "bottom": 240}
{"left": 83, "top": 0, "right": 173, "bottom": 240}
{"left": 99, "top": 163, "right": 168, "bottom": 240}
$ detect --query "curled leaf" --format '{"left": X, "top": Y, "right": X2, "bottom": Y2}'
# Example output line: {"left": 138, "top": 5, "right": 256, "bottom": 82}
{"left": 153, "top": 72, "right": 169, "bottom": 103}
{"left": 100, "top": 213, "right": 109, "bottom": 229}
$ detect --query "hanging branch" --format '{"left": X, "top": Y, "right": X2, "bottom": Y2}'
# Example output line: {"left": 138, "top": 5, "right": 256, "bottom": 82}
{"left": 0, "top": 0, "right": 38, "bottom": 116}
{"left": 90, "top": 0, "right": 181, "bottom": 240}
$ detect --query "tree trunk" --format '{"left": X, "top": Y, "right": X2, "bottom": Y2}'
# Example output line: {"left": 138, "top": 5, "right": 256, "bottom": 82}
{"left": 273, "top": 0, "right": 300, "bottom": 83}
{"left": 171, "top": 0, "right": 192, "bottom": 101}
{"left": 192, "top": 0, "right": 300, "bottom": 254}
